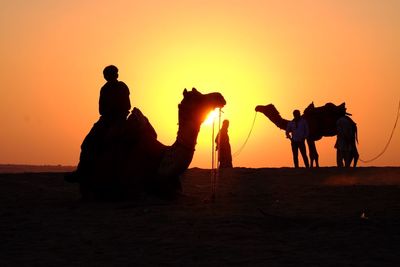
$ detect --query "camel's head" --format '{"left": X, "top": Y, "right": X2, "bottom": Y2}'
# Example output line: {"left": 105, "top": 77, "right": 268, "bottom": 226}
{"left": 255, "top": 104, "right": 280, "bottom": 117}
{"left": 179, "top": 88, "right": 226, "bottom": 125}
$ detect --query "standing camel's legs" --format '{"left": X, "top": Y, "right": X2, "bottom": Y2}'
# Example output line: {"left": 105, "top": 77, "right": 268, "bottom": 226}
{"left": 336, "top": 149, "right": 344, "bottom": 167}
{"left": 307, "top": 139, "right": 319, "bottom": 167}
{"left": 352, "top": 147, "right": 359, "bottom": 168}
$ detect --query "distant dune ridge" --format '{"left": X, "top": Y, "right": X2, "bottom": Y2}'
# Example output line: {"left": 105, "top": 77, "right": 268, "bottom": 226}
{"left": 0, "top": 164, "right": 75, "bottom": 173}
{"left": 1, "top": 166, "right": 400, "bottom": 265}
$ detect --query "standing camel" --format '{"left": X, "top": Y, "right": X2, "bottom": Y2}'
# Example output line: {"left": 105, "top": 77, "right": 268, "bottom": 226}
{"left": 255, "top": 102, "right": 351, "bottom": 167}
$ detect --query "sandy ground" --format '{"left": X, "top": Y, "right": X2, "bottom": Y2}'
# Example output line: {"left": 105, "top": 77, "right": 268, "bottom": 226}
{"left": 1, "top": 167, "right": 400, "bottom": 266}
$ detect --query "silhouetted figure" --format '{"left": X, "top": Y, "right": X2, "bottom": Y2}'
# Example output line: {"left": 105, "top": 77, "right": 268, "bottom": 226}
{"left": 215, "top": 120, "right": 233, "bottom": 168}
{"left": 335, "top": 115, "right": 359, "bottom": 167}
{"left": 286, "top": 110, "right": 310, "bottom": 168}
{"left": 256, "top": 102, "right": 351, "bottom": 167}
{"left": 65, "top": 65, "right": 131, "bottom": 183}
{"left": 99, "top": 65, "right": 131, "bottom": 124}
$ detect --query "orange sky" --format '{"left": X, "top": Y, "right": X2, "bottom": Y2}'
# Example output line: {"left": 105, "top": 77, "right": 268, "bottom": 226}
{"left": 1, "top": 0, "right": 399, "bottom": 167}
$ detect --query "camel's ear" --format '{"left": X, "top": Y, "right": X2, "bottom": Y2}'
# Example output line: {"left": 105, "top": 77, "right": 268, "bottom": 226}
{"left": 183, "top": 88, "right": 188, "bottom": 96}
{"left": 192, "top": 87, "right": 198, "bottom": 93}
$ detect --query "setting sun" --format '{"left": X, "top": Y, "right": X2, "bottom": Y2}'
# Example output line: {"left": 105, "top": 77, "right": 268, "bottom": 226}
{"left": 203, "top": 109, "right": 221, "bottom": 126}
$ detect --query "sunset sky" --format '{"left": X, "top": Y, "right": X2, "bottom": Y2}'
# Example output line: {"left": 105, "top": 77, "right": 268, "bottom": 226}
{"left": 1, "top": 0, "right": 399, "bottom": 168}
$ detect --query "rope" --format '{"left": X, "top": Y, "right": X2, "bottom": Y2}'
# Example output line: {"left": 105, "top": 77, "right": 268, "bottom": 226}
{"left": 210, "top": 108, "right": 222, "bottom": 201}
{"left": 211, "top": 117, "right": 215, "bottom": 168}
{"left": 210, "top": 118, "right": 216, "bottom": 199}
{"left": 232, "top": 111, "right": 258, "bottom": 158}
{"left": 359, "top": 99, "right": 400, "bottom": 163}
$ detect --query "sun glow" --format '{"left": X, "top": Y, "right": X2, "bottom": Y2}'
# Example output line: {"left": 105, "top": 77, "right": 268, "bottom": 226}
{"left": 1, "top": 1, "right": 399, "bottom": 167}
{"left": 203, "top": 109, "right": 220, "bottom": 126}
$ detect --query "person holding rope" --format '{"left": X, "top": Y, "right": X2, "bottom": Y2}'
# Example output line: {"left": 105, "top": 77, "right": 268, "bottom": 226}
{"left": 286, "top": 110, "right": 310, "bottom": 168}
{"left": 215, "top": 119, "right": 233, "bottom": 168}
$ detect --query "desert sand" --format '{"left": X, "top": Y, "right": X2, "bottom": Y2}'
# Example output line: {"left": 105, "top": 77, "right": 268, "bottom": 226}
{"left": 1, "top": 166, "right": 400, "bottom": 266}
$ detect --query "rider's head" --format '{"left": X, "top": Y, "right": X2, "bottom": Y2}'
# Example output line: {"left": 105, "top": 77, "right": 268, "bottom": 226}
{"left": 103, "top": 65, "right": 119, "bottom": 82}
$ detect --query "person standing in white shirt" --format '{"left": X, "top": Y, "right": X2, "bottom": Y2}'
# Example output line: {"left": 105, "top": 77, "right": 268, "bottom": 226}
{"left": 286, "top": 110, "right": 310, "bottom": 168}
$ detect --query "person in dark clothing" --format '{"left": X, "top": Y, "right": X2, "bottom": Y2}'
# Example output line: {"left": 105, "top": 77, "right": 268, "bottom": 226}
{"left": 285, "top": 110, "right": 310, "bottom": 168}
{"left": 65, "top": 65, "right": 131, "bottom": 183}
{"left": 335, "top": 115, "right": 359, "bottom": 167}
{"left": 215, "top": 120, "right": 233, "bottom": 168}
{"left": 99, "top": 65, "right": 131, "bottom": 124}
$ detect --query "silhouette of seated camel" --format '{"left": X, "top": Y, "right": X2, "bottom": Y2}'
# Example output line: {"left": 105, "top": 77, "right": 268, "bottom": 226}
{"left": 256, "top": 102, "right": 354, "bottom": 167}
{"left": 75, "top": 88, "right": 226, "bottom": 200}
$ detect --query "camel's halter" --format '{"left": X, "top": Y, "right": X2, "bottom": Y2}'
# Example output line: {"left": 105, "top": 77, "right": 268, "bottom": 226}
{"left": 210, "top": 108, "right": 222, "bottom": 200}
{"left": 359, "top": 99, "right": 400, "bottom": 163}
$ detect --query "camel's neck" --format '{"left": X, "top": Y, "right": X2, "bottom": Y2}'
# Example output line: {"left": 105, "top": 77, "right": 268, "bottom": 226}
{"left": 157, "top": 119, "right": 201, "bottom": 179}
{"left": 176, "top": 120, "right": 201, "bottom": 150}
{"left": 261, "top": 110, "right": 289, "bottom": 131}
